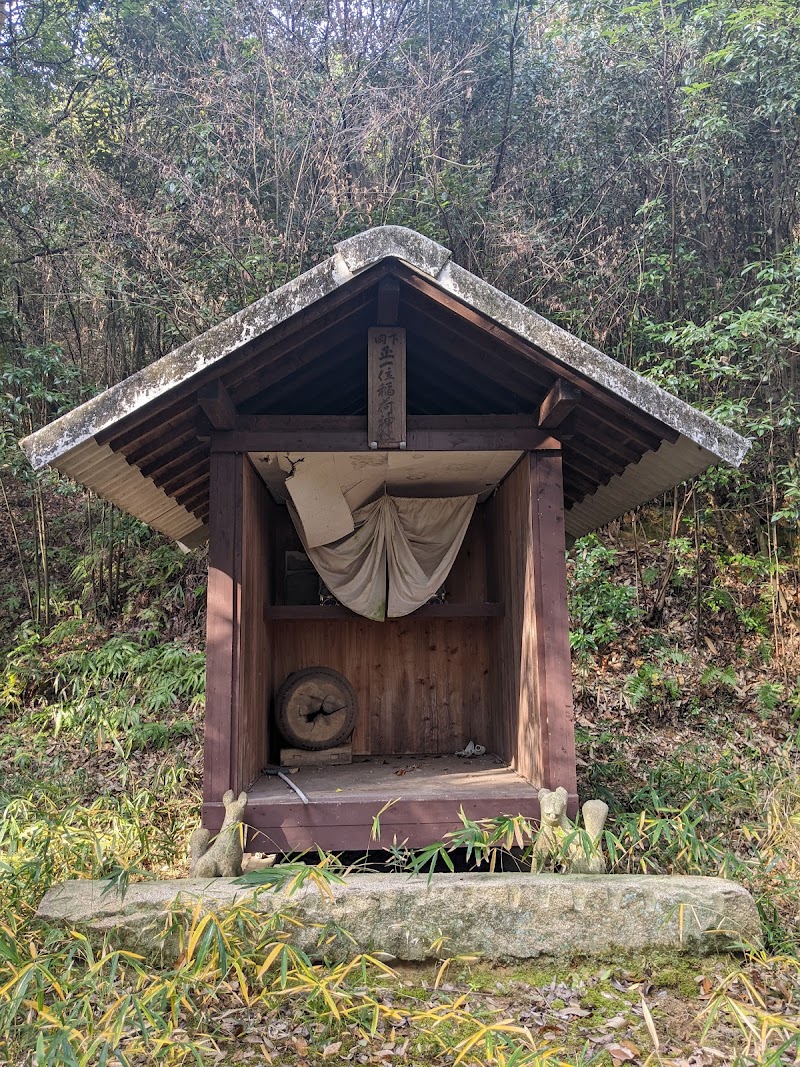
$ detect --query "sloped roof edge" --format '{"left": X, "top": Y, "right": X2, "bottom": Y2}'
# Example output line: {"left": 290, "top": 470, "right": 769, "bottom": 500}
{"left": 566, "top": 436, "right": 718, "bottom": 539}
{"left": 21, "top": 225, "right": 747, "bottom": 473}
{"left": 21, "top": 246, "right": 355, "bottom": 471}
{"left": 438, "top": 258, "right": 747, "bottom": 466}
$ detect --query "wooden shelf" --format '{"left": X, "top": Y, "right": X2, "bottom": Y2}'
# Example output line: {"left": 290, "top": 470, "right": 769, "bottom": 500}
{"left": 266, "top": 603, "right": 504, "bottom": 620}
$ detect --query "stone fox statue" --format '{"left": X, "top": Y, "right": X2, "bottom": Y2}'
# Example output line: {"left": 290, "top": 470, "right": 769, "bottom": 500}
{"left": 533, "top": 787, "right": 609, "bottom": 873}
{"left": 190, "top": 790, "right": 248, "bottom": 877}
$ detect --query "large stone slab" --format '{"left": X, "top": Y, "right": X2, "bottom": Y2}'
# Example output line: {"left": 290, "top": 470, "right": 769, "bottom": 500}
{"left": 37, "top": 873, "right": 761, "bottom": 964}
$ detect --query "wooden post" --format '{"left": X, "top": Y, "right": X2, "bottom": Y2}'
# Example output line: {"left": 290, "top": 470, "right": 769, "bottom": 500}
{"left": 368, "top": 327, "right": 406, "bottom": 448}
{"left": 237, "top": 459, "right": 274, "bottom": 790}
{"left": 203, "top": 451, "right": 243, "bottom": 807}
{"left": 528, "top": 450, "right": 577, "bottom": 798}
{"left": 486, "top": 450, "right": 577, "bottom": 808}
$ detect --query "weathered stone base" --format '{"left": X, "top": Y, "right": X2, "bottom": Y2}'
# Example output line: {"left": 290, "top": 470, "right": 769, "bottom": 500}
{"left": 36, "top": 873, "right": 761, "bottom": 964}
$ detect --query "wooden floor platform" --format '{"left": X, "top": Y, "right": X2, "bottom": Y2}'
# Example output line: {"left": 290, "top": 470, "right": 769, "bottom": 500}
{"left": 249, "top": 754, "right": 536, "bottom": 804}
{"left": 203, "top": 754, "right": 544, "bottom": 853}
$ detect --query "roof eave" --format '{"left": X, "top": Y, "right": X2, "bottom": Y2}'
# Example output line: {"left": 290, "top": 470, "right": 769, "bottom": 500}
{"left": 564, "top": 436, "right": 721, "bottom": 540}
{"left": 20, "top": 249, "right": 356, "bottom": 470}
{"left": 19, "top": 225, "right": 750, "bottom": 545}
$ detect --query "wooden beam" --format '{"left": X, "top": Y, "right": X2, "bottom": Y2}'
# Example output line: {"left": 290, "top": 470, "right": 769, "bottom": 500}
{"left": 240, "top": 337, "right": 363, "bottom": 415}
{"left": 238, "top": 414, "right": 539, "bottom": 432}
{"left": 406, "top": 299, "right": 552, "bottom": 395}
{"left": 406, "top": 351, "right": 535, "bottom": 419}
{"left": 214, "top": 430, "right": 368, "bottom": 453}
{"left": 563, "top": 442, "right": 627, "bottom": 481}
{"left": 121, "top": 425, "right": 199, "bottom": 467}
{"left": 538, "top": 379, "right": 581, "bottom": 429}
{"left": 376, "top": 276, "right": 401, "bottom": 325}
{"left": 138, "top": 443, "right": 208, "bottom": 481}
{"left": 157, "top": 461, "right": 209, "bottom": 498}
{"left": 409, "top": 415, "right": 538, "bottom": 431}
{"left": 98, "top": 264, "right": 392, "bottom": 449}
{"left": 179, "top": 496, "right": 210, "bottom": 521}
{"left": 560, "top": 417, "right": 648, "bottom": 466}
{"left": 406, "top": 340, "right": 526, "bottom": 413}
{"left": 405, "top": 428, "right": 557, "bottom": 451}
{"left": 368, "top": 327, "right": 406, "bottom": 448}
{"left": 562, "top": 404, "right": 664, "bottom": 453}
{"left": 228, "top": 299, "right": 374, "bottom": 404}
{"left": 174, "top": 472, "right": 209, "bottom": 501}
{"left": 265, "top": 603, "right": 504, "bottom": 620}
{"left": 563, "top": 467, "right": 601, "bottom": 501}
{"left": 202, "top": 792, "right": 569, "bottom": 849}
{"left": 239, "top": 415, "right": 366, "bottom": 432}
{"left": 108, "top": 404, "right": 195, "bottom": 455}
{"left": 198, "top": 381, "right": 238, "bottom": 430}
{"left": 211, "top": 420, "right": 560, "bottom": 453}
{"left": 176, "top": 484, "right": 210, "bottom": 513}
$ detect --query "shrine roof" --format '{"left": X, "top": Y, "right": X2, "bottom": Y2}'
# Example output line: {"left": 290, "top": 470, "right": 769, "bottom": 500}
{"left": 21, "top": 226, "right": 748, "bottom": 546}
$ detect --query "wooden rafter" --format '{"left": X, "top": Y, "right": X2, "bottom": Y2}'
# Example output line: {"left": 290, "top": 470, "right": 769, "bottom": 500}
{"left": 96, "top": 264, "right": 391, "bottom": 449}
{"left": 198, "top": 381, "right": 238, "bottom": 430}
{"left": 538, "top": 379, "right": 581, "bottom": 429}
{"left": 397, "top": 266, "right": 681, "bottom": 443}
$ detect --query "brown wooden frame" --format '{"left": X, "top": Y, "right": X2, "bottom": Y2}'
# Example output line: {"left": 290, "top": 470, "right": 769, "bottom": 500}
{"left": 203, "top": 441, "right": 579, "bottom": 846}
{"left": 203, "top": 793, "right": 547, "bottom": 852}
{"left": 204, "top": 452, "right": 275, "bottom": 806}
{"left": 486, "top": 451, "right": 577, "bottom": 802}
{"left": 210, "top": 416, "right": 559, "bottom": 454}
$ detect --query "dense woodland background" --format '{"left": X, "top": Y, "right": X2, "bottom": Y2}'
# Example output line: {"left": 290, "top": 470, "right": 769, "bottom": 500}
{"left": 1, "top": 0, "right": 800, "bottom": 627}
{"left": 1, "top": 1, "right": 800, "bottom": 1062}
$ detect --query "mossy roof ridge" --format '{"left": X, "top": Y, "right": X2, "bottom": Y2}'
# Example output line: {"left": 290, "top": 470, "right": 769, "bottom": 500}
{"left": 21, "top": 226, "right": 747, "bottom": 472}
{"left": 18, "top": 226, "right": 749, "bottom": 544}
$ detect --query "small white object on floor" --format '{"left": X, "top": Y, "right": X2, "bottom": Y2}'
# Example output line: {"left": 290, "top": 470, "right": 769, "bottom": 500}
{"left": 456, "top": 741, "right": 486, "bottom": 758}
{"left": 243, "top": 852, "right": 277, "bottom": 871}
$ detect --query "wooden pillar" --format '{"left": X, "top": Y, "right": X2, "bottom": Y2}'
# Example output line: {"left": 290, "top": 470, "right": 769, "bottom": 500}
{"left": 237, "top": 458, "right": 273, "bottom": 789}
{"left": 203, "top": 451, "right": 243, "bottom": 807}
{"left": 528, "top": 450, "right": 577, "bottom": 798}
{"left": 486, "top": 449, "right": 577, "bottom": 805}
{"left": 204, "top": 452, "right": 274, "bottom": 819}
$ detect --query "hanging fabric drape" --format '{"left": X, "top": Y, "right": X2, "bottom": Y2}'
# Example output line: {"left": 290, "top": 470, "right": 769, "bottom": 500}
{"left": 289, "top": 494, "right": 477, "bottom": 620}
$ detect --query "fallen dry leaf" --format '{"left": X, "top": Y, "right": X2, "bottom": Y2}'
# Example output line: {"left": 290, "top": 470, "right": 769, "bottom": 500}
{"left": 605, "top": 1041, "right": 640, "bottom": 1064}
{"left": 604, "top": 1014, "right": 628, "bottom": 1029}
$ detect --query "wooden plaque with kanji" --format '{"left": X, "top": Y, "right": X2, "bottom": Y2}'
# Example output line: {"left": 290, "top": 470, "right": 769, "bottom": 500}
{"left": 368, "top": 328, "right": 406, "bottom": 448}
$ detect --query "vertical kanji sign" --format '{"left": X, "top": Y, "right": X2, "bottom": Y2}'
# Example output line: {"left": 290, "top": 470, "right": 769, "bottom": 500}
{"left": 368, "top": 327, "right": 406, "bottom": 448}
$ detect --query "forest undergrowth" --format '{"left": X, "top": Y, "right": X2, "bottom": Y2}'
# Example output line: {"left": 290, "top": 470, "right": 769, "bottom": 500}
{"left": 2, "top": 0, "right": 800, "bottom": 1059}
{"left": 1, "top": 477, "right": 799, "bottom": 1066}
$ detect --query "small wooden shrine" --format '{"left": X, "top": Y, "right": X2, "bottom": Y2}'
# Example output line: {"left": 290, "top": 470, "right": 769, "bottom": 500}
{"left": 22, "top": 227, "right": 748, "bottom": 852}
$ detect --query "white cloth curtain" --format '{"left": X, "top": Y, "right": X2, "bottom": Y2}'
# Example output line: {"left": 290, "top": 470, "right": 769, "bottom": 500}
{"left": 289, "top": 494, "right": 477, "bottom": 620}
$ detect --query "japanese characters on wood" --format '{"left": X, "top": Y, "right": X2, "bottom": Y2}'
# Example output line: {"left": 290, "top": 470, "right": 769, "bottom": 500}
{"left": 368, "top": 327, "right": 406, "bottom": 449}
